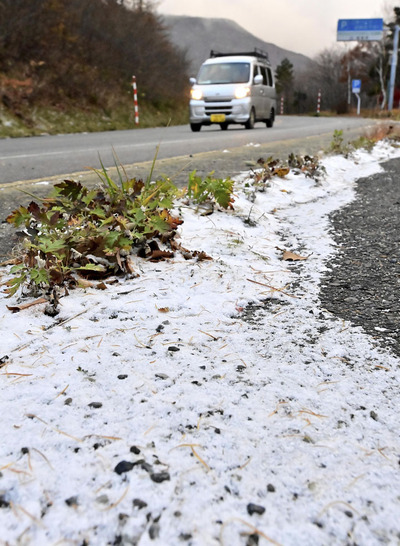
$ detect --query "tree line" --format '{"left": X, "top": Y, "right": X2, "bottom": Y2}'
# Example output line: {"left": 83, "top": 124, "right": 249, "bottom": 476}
{"left": 275, "top": 6, "right": 400, "bottom": 114}
{"left": 0, "top": 0, "right": 189, "bottom": 115}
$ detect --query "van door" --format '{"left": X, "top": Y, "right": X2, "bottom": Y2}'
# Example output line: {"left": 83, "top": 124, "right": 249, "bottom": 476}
{"left": 258, "top": 65, "right": 270, "bottom": 119}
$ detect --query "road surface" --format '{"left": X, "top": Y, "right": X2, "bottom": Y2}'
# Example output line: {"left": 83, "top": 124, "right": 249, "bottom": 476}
{"left": 0, "top": 116, "right": 376, "bottom": 184}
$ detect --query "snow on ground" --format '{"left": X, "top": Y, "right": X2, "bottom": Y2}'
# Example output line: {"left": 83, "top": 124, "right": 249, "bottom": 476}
{"left": 1, "top": 142, "right": 400, "bottom": 546}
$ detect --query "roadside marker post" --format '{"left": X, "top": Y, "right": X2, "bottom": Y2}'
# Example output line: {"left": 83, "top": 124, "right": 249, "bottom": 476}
{"left": 280, "top": 96, "right": 284, "bottom": 115}
{"left": 317, "top": 90, "right": 321, "bottom": 115}
{"left": 132, "top": 75, "right": 139, "bottom": 125}
{"left": 352, "top": 79, "right": 361, "bottom": 115}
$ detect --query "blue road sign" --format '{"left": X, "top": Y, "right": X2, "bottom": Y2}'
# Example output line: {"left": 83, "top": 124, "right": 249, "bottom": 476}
{"left": 352, "top": 79, "right": 361, "bottom": 93}
{"left": 337, "top": 18, "right": 384, "bottom": 41}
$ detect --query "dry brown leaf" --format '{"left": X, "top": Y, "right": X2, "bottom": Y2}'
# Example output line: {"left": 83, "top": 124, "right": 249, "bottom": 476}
{"left": 276, "top": 247, "right": 309, "bottom": 261}
{"left": 7, "top": 297, "right": 48, "bottom": 313}
{"left": 158, "top": 307, "right": 170, "bottom": 313}
{"left": 282, "top": 250, "right": 308, "bottom": 261}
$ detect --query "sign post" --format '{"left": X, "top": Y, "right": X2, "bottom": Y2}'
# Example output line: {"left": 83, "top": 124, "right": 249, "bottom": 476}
{"left": 388, "top": 25, "right": 400, "bottom": 111}
{"left": 352, "top": 79, "right": 361, "bottom": 115}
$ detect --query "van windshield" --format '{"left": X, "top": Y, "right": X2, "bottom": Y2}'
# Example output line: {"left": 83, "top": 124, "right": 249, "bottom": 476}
{"left": 197, "top": 62, "right": 250, "bottom": 84}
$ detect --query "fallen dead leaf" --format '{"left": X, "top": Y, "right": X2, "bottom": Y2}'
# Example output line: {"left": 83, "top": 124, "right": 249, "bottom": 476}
{"left": 276, "top": 247, "right": 309, "bottom": 261}
{"left": 7, "top": 297, "right": 48, "bottom": 313}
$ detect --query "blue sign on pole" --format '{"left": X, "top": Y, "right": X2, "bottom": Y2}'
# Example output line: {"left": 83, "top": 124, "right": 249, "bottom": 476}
{"left": 337, "top": 19, "right": 384, "bottom": 41}
{"left": 352, "top": 79, "right": 361, "bottom": 94}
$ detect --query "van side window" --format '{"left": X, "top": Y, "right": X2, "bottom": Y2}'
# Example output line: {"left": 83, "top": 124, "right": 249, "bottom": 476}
{"left": 260, "top": 66, "right": 268, "bottom": 86}
{"left": 266, "top": 68, "right": 273, "bottom": 87}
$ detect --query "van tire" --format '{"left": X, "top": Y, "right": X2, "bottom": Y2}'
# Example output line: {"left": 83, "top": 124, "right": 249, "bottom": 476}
{"left": 244, "top": 108, "right": 255, "bottom": 130}
{"left": 220, "top": 122, "right": 229, "bottom": 130}
{"left": 190, "top": 123, "right": 202, "bottom": 132}
{"left": 266, "top": 109, "right": 275, "bottom": 128}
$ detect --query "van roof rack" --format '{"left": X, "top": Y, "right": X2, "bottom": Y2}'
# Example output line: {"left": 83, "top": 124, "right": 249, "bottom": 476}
{"left": 210, "top": 48, "right": 269, "bottom": 62}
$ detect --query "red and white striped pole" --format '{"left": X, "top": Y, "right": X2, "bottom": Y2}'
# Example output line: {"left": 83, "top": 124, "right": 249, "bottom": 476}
{"left": 132, "top": 75, "right": 139, "bottom": 125}
{"left": 317, "top": 89, "right": 321, "bottom": 116}
{"left": 280, "top": 96, "right": 284, "bottom": 115}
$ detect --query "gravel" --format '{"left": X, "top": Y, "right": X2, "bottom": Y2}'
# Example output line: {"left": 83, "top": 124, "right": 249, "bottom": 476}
{"left": 320, "top": 157, "right": 400, "bottom": 357}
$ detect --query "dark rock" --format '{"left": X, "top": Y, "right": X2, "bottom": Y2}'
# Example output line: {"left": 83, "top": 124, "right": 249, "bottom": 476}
{"left": 64, "top": 397, "right": 72, "bottom": 406}
{"left": 118, "top": 375, "right": 128, "bottom": 380}
{"left": 370, "top": 410, "right": 378, "bottom": 421}
{"left": 65, "top": 496, "right": 78, "bottom": 507}
{"left": 0, "top": 495, "right": 10, "bottom": 508}
{"left": 246, "top": 534, "right": 259, "bottom": 546}
{"left": 247, "top": 503, "right": 266, "bottom": 516}
{"left": 179, "top": 533, "right": 193, "bottom": 541}
{"left": 149, "top": 522, "right": 160, "bottom": 539}
{"left": 133, "top": 498, "right": 148, "bottom": 509}
{"left": 150, "top": 472, "right": 170, "bottom": 483}
{"left": 21, "top": 447, "right": 29, "bottom": 455}
{"left": 168, "top": 346, "right": 180, "bottom": 352}
{"left": 155, "top": 373, "right": 169, "bottom": 380}
{"left": 130, "top": 446, "right": 141, "bottom": 455}
{"left": 267, "top": 483, "right": 276, "bottom": 492}
{"left": 88, "top": 402, "right": 102, "bottom": 409}
{"left": 141, "top": 462, "right": 153, "bottom": 473}
{"left": 114, "top": 461, "right": 135, "bottom": 475}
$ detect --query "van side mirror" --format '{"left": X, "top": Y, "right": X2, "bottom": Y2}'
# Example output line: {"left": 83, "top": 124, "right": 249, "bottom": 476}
{"left": 254, "top": 74, "right": 263, "bottom": 85}
{"left": 189, "top": 77, "right": 197, "bottom": 84}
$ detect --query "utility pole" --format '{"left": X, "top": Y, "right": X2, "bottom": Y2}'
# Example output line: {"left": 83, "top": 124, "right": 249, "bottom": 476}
{"left": 388, "top": 25, "right": 399, "bottom": 111}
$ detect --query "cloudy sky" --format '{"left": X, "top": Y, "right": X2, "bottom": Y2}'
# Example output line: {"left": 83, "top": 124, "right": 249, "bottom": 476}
{"left": 159, "top": 0, "right": 396, "bottom": 58}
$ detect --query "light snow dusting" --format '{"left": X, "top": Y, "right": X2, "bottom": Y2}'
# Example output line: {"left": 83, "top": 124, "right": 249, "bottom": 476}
{"left": 1, "top": 142, "right": 400, "bottom": 546}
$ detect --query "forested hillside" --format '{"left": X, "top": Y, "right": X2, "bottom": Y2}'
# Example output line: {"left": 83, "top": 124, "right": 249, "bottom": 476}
{"left": 0, "top": 0, "right": 189, "bottom": 136}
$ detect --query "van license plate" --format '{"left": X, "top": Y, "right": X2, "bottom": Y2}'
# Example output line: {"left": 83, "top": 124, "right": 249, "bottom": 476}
{"left": 210, "top": 114, "right": 226, "bottom": 122}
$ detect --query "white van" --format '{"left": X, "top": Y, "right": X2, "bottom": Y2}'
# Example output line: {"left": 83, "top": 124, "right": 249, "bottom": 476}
{"left": 189, "top": 49, "right": 277, "bottom": 132}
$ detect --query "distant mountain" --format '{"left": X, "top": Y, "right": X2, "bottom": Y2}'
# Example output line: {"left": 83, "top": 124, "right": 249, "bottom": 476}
{"left": 162, "top": 15, "right": 314, "bottom": 76}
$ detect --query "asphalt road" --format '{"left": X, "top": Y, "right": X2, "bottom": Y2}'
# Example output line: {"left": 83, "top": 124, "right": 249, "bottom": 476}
{"left": 0, "top": 115, "right": 377, "bottom": 184}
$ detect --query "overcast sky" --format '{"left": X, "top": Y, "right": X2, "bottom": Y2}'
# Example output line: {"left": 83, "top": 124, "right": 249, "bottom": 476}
{"left": 159, "top": 0, "right": 396, "bottom": 58}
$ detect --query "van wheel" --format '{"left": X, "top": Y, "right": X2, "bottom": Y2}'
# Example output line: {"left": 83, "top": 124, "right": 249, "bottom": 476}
{"left": 244, "top": 108, "right": 255, "bottom": 130}
{"left": 266, "top": 109, "right": 275, "bottom": 128}
{"left": 190, "top": 123, "right": 202, "bottom": 132}
{"left": 220, "top": 122, "right": 229, "bottom": 130}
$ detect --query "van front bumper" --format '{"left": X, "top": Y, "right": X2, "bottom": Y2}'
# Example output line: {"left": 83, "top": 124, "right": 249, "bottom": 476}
{"left": 189, "top": 98, "right": 251, "bottom": 125}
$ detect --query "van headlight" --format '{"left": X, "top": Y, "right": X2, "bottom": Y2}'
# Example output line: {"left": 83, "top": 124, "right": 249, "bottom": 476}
{"left": 190, "top": 89, "right": 203, "bottom": 100}
{"left": 234, "top": 86, "right": 250, "bottom": 99}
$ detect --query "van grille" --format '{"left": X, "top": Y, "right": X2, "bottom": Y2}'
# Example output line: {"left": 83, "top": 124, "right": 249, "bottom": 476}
{"left": 205, "top": 104, "right": 233, "bottom": 115}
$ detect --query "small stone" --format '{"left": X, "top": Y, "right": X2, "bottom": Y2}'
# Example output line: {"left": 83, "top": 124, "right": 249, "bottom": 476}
{"left": 155, "top": 373, "right": 169, "bottom": 380}
{"left": 65, "top": 496, "right": 78, "bottom": 507}
{"left": 246, "top": 534, "right": 259, "bottom": 546}
{"left": 0, "top": 495, "right": 10, "bottom": 508}
{"left": 114, "top": 461, "right": 135, "bottom": 475}
{"left": 247, "top": 503, "right": 266, "bottom": 516}
{"left": 179, "top": 533, "right": 193, "bottom": 541}
{"left": 149, "top": 522, "right": 160, "bottom": 539}
{"left": 88, "top": 402, "right": 102, "bottom": 409}
{"left": 168, "top": 346, "right": 180, "bottom": 352}
{"left": 118, "top": 374, "right": 128, "bottom": 380}
{"left": 96, "top": 494, "right": 109, "bottom": 504}
{"left": 214, "top": 428, "right": 221, "bottom": 434}
{"left": 64, "top": 397, "right": 72, "bottom": 406}
{"left": 370, "top": 410, "right": 378, "bottom": 421}
{"left": 141, "top": 462, "right": 153, "bottom": 473}
{"left": 130, "top": 446, "right": 141, "bottom": 455}
{"left": 344, "top": 510, "right": 353, "bottom": 518}
{"left": 133, "top": 498, "right": 147, "bottom": 509}
{"left": 267, "top": 483, "right": 276, "bottom": 492}
{"left": 150, "top": 472, "right": 170, "bottom": 483}
{"left": 21, "top": 447, "right": 29, "bottom": 455}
